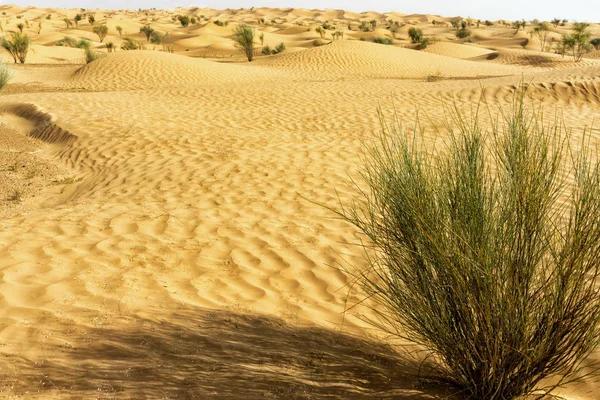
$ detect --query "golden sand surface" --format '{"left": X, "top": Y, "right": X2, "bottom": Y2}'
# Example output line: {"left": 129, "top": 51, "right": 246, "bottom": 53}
{"left": 1, "top": 4, "right": 600, "bottom": 398}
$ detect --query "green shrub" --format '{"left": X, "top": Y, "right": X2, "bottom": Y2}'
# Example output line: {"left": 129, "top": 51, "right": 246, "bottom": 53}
{"left": 0, "top": 62, "right": 10, "bottom": 90}
{"left": 93, "top": 25, "right": 108, "bottom": 42}
{"left": 177, "top": 15, "right": 190, "bottom": 27}
{"left": 232, "top": 24, "right": 254, "bottom": 61}
{"left": 261, "top": 45, "right": 271, "bottom": 55}
{"left": 84, "top": 47, "right": 103, "bottom": 63}
{"left": 335, "top": 92, "right": 600, "bottom": 399}
{"left": 76, "top": 39, "right": 91, "bottom": 49}
{"left": 56, "top": 36, "right": 78, "bottom": 47}
{"left": 214, "top": 20, "right": 225, "bottom": 27}
{"left": 562, "top": 22, "right": 592, "bottom": 62}
{"left": 140, "top": 24, "right": 154, "bottom": 42}
{"left": 408, "top": 27, "right": 423, "bottom": 43}
{"left": 87, "top": 14, "right": 95, "bottom": 26}
{"left": 359, "top": 36, "right": 366, "bottom": 41}
{"left": 372, "top": 37, "right": 393, "bottom": 45}
{"left": 274, "top": 42, "right": 285, "bottom": 53}
{"left": 415, "top": 37, "right": 431, "bottom": 50}
{"left": 46, "top": 14, "right": 51, "bottom": 20}
{"left": 592, "top": 38, "right": 600, "bottom": 50}
{"left": 120, "top": 38, "right": 138, "bottom": 50}
{"left": 1, "top": 32, "right": 29, "bottom": 63}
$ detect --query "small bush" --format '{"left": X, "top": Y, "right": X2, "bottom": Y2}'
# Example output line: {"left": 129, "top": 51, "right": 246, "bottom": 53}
{"left": 46, "top": 14, "right": 51, "bottom": 20}
{"left": 177, "top": 15, "right": 190, "bottom": 27}
{"left": 261, "top": 45, "right": 271, "bottom": 55}
{"left": 415, "top": 37, "right": 431, "bottom": 50}
{"left": 372, "top": 37, "right": 393, "bottom": 45}
{"left": 120, "top": 38, "right": 138, "bottom": 50}
{"left": 87, "top": 15, "right": 95, "bottom": 26}
{"left": 93, "top": 25, "right": 108, "bottom": 42}
{"left": 140, "top": 24, "right": 154, "bottom": 42}
{"left": 274, "top": 42, "right": 285, "bottom": 53}
{"left": 56, "top": 36, "right": 77, "bottom": 47}
{"left": 232, "top": 24, "right": 254, "bottom": 62}
{"left": 84, "top": 47, "right": 103, "bottom": 63}
{"left": 408, "top": 27, "right": 423, "bottom": 43}
{"left": 0, "top": 62, "right": 10, "bottom": 90}
{"left": 1, "top": 32, "right": 29, "bottom": 64}
{"left": 335, "top": 91, "right": 600, "bottom": 399}
{"left": 592, "top": 38, "right": 600, "bottom": 50}
{"left": 359, "top": 36, "right": 366, "bottom": 41}
{"left": 105, "top": 41, "right": 114, "bottom": 52}
{"left": 214, "top": 20, "right": 225, "bottom": 27}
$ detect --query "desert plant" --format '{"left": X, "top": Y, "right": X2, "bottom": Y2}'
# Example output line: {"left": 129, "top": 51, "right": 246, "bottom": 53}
{"left": 0, "top": 62, "right": 10, "bottom": 90}
{"left": 1, "top": 32, "right": 29, "bottom": 63}
{"left": 274, "top": 42, "right": 285, "bottom": 53}
{"left": 456, "top": 20, "right": 472, "bottom": 38}
{"left": 214, "top": 20, "right": 225, "bottom": 27}
{"left": 84, "top": 46, "right": 102, "bottom": 63}
{"left": 408, "top": 27, "right": 423, "bottom": 43}
{"left": 55, "top": 36, "right": 77, "bottom": 47}
{"left": 93, "top": 24, "right": 108, "bottom": 42}
{"left": 514, "top": 19, "right": 527, "bottom": 33}
{"left": 551, "top": 18, "right": 561, "bottom": 28}
{"left": 105, "top": 41, "right": 114, "bottom": 52}
{"left": 531, "top": 22, "right": 551, "bottom": 52}
{"left": 261, "top": 44, "right": 271, "bottom": 55}
{"left": 335, "top": 91, "right": 600, "bottom": 399}
{"left": 485, "top": 20, "right": 494, "bottom": 26}
{"left": 259, "top": 32, "right": 264, "bottom": 46}
{"left": 591, "top": 38, "right": 600, "bottom": 50}
{"left": 116, "top": 25, "right": 123, "bottom": 36}
{"left": 177, "top": 15, "right": 190, "bottom": 27}
{"left": 415, "top": 37, "right": 431, "bottom": 50}
{"left": 332, "top": 31, "right": 344, "bottom": 40}
{"left": 315, "top": 26, "right": 325, "bottom": 39}
{"left": 359, "top": 20, "right": 369, "bottom": 32}
{"left": 231, "top": 24, "right": 254, "bottom": 62}
{"left": 562, "top": 22, "right": 592, "bottom": 61}
{"left": 74, "top": 14, "right": 82, "bottom": 26}
{"left": 120, "top": 38, "right": 138, "bottom": 50}
{"left": 190, "top": 16, "right": 197, "bottom": 25}
{"left": 140, "top": 24, "right": 154, "bottom": 41}
{"left": 76, "top": 39, "right": 91, "bottom": 49}
{"left": 369, "top": 20, "right": 377, "bottom": 30}
{"left": 16, "top": 23, "right": 23, "bottom": 33}
{"left": 36, "top": 22, "right": 42, "bottom": 34}
{"left": 46, "top": 14, "right": 51, "bottom": 20}
{"left": 64, "top": 18, "right": 72, "bottom": 28}
{"left": 372, "top": 37, "right": 393, "bottom": 45}
{"left": 87, "top": 15, "right": 95, "bottom": 26}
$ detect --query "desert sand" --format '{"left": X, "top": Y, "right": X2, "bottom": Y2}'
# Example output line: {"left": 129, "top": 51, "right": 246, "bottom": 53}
{"left": 1, "top": 4, "right": 600, "bottom": 398}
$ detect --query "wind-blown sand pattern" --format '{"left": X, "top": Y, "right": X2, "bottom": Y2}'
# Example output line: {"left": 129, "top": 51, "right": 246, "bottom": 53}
{"left": 1, "top": 4, "right": 600, "bottom": 398}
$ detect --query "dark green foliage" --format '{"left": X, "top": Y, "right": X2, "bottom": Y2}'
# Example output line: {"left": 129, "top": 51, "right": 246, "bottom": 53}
{"left": 120, "top": 38, "right": 139, "bottom": 50}
{"left": 140, "top": 24, "right": 154, "bottom": 42}
{"left": 0, "top": 62, "right": 10, "bottom": 90}
{"left": 334, "top": 92, "right": 600, "bottom": 399}
{"left": 408, "top": 27, "right": 423, "bottom": 43}
{"left": 261, "top": 45, "right": 271, "bottom": 55}
{"left": 590, "top": 38, "right": 600, "bottom": 50}
{"left": 177, "top": 15, "right": 190, "bottom": 27}
{"left": 456, "top": 21, "right": 472, "bottom": 38}
{"left": 372, "top": 37, "right": 393, "bottom": 45}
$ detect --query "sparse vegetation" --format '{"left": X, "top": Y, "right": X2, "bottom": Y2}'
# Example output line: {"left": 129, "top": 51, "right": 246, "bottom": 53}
{"left": 0, "top": 62, "right": 10, "bottom": 90}
{"left": 315, "top": 26, "right": 325, "bottom": 39}
{"left": 116, "top": 25, "right": 123, "bottom": 36}
{"left": 455, "top": 20, "right": 472, "bottom": 39}
{"left": 231, "top": 24, "right": 254, "bottom": 62}
{"left": 335, "top": 91, "right": 600, "bottom": 400}
{"left": 84, "top": 46, "right": 102, "bottom": 63}
{"left": 591, "top": 38, "right": 600, "bottom": 50}
{"left": 372, "top": 37, "right": 393, "bottom": 45}
{"left": 120, "top": 38, "right": 139, "bottom": 50}
{"left": 87, "top": 14, "right": 95, "bottom": 26}
{"left": 1, "top": 32, "right": 29, "bottom": 63}
{"left": 105, "top": 41, "right": 114, "bottom": 52}
{"left": 93, "top": 25, "right": 108, "bottom": 42}
{"left": 562, "top": 22, "right": 592, "bottom": 62}
{"left": 177, "top": 15, "right": 190, "bottom": 27}
{"left": 531, "top": 22, "right": 551, "bottom": 52}
{"left": 64, "top": 18, "right": 72, "bottom": 28}
{"left": 16, "top": 23, "right": 23, "bottom": 33}
{"left": 408, "top": 27, "right": 423, "bottom": 43}
{"left": 74, "top": 14, "right": 82, "bottom": 27}
{"left": 140, "top": 24, "right": 154, "bottom": 42}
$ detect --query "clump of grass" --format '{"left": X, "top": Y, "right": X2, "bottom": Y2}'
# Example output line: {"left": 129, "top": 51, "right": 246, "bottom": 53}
{"left": 0, "top": 62, "right": 10, "bottom": 90}
{"left": 424, "top": 69, "right": 443, "bottom": 82}
{"left": 372, "top": 37, "right": 393, "bottom": 45}
{"left": 334, "top": 90, "right": 600, "bottom": 399}
{"left": 84, "top": 47, "right": 104, "bottom": 63}
{"left": 120, "top": 38, "right": 141, "bottom": 50}
{"left": 1, "top": 32, "right": 29, "bottom": 64}
{"left": 261, "top": 42, "right": 285, "bottom": 55}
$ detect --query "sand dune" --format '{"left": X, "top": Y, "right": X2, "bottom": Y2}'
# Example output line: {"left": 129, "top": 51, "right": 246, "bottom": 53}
{"left": 1, "top": 4, "right": 600, "bottom": 399}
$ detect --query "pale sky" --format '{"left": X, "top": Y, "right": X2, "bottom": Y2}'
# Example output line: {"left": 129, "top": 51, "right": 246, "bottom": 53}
{"left": 7, "top": 0, "right": 600, "bottom": 23}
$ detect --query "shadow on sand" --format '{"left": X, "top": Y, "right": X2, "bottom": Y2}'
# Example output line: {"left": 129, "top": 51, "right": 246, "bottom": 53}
{"left": 3, "top": 307, "right": 452, "bottom": 399}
